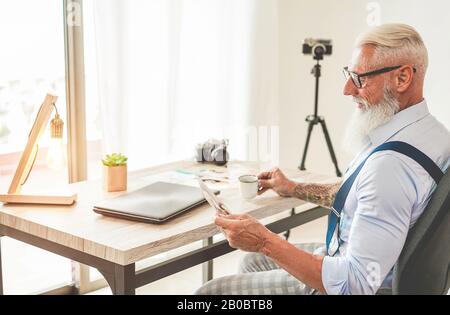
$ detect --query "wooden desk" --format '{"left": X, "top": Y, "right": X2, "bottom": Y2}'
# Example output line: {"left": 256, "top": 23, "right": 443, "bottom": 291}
{"left": 0, "top": 161, "right": 335, "bottom": 295}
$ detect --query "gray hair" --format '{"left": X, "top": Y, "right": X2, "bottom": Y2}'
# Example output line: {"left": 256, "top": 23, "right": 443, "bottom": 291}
{"left": 356, "top": 23, "right": 428, "bottom": 79}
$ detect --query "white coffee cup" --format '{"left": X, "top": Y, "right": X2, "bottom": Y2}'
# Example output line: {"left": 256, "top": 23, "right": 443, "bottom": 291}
{"left": 239, "top": 175, "right": 258, "bottom": 199}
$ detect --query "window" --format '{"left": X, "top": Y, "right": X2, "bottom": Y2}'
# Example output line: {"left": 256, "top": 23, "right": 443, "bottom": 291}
{"left": 0, "top": 0, "right": 71, "bottom": 294}
{"left": 82, "top": 0, "right": 280, "bottom": 181}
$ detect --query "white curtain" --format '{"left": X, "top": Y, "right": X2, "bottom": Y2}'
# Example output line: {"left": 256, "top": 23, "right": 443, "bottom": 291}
{"left": 87, "top": 0, "right": 279, "bottom": 170}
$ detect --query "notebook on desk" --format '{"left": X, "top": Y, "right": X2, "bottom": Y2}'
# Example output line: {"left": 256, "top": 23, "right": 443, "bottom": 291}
{"left": 93, "top": 181, "right": 218, "bottom": 224}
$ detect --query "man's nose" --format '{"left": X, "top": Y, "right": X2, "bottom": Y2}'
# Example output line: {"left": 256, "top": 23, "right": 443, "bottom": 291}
{"left": 343, "top": 78, "right": 358, "bottom": 96}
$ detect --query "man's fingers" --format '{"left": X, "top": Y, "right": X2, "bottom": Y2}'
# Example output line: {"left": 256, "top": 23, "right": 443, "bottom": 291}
{"left": 216, "top": 206, "right": 230, "bottom": 216}
{"left": 258, "top": 179, "right": 274, "bottom": 195}
{"left": 215, "top": 216, "right": 242, "bottom": 229}
{"left": 257, "top": 187, "right": 269, "bottom": 195}
{"left": 258, "top": 179, "right": 274, "bottom": 189}
{"left": 219, "top": 214, "right": 248, "bottom": 220}
{"left": 215, "top": 214, "right": 251, "bottom": 229}
{"left": 257, "top": 171, "right": 272, "bottom": 180}
{"left": 216, "top": 209, "right": 228, "bottom": 216}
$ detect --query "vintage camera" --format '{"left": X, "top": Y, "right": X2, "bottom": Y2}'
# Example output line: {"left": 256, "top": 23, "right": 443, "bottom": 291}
{"left": 195, "top": 139, "right": 230, "bottom": 166}
{"left": 302, "top": 38, "right": 332, "bottom": 60}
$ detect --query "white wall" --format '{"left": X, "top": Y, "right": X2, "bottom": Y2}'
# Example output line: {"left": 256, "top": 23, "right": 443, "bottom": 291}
{"left": 278, "top": 0, "right": 450, "bottom": 175}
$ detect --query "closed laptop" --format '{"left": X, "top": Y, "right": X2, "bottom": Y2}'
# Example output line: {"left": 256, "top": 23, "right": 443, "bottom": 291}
{"left": 93, "top": 181, "right": 217, "bottom": 223}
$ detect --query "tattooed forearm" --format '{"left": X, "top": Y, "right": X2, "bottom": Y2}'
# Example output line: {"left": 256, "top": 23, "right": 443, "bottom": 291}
{"left": 291, "top": 181, "right": 342, "bottom": 209}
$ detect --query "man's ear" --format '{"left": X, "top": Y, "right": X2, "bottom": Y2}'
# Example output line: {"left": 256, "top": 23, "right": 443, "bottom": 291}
{"left": 395, "top": 66, "right": 415, "bottom": 93}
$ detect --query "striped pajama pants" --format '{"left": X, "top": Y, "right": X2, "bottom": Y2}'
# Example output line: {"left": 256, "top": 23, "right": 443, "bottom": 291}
{"left": 195, "top": 243, "right": 324, "bottom": 295}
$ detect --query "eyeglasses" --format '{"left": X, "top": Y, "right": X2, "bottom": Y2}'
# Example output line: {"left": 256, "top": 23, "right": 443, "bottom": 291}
{"left": 343, "top": 65, "right": 417, "bottom": 89}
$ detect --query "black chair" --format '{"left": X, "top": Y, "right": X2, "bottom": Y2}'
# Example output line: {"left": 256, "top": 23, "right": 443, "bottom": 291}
{"left": 391, "top": 169, "right": 450, "bottom": 295}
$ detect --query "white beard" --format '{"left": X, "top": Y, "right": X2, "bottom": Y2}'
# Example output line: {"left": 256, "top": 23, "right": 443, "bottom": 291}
{"left": 343, "top": 87, "right": 400, "bottom": 155}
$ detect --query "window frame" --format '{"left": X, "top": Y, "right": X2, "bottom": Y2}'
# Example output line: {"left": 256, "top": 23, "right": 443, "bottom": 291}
{"left": 63, "top": 0, "right": 108, "bottom": 294}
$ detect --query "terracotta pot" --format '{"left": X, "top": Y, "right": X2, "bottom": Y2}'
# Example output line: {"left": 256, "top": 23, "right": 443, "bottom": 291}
{"left": 103, "top": 165, "right": 127, "bottom": 192}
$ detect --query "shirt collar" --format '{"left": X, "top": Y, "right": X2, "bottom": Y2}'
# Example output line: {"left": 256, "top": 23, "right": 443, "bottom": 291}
{"left": 368, "top": 99, "right": 430, "bottom": 146}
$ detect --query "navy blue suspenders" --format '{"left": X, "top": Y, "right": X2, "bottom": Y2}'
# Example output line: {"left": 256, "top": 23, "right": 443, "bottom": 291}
{"left": 325, "top": 141, "right": 444, "bottom": 256}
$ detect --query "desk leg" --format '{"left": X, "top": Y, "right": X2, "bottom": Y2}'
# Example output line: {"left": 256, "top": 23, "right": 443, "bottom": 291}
{"left": 0, "top": 236, "right": 3, "bottom": 295}
{"left": 202, "top": 237, "right": 213, "bottom": 283}
{"left": 98, "top": 264, "right": 136, "bottom": 295}
{"left": 284, "top": 208, "right": 296, "bottom": 240}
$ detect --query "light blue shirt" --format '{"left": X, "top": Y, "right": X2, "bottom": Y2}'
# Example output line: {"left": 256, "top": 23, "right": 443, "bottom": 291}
{"left": 319, "top": 100, "right": 450, "bottom": 295}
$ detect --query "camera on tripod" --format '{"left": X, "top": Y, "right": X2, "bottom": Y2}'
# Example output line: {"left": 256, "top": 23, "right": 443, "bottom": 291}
{"left": 298, "top": 37, "right": 341, "bottom": 177}
{"left": 302, "top": 38, "right": 332, "bottom": 60}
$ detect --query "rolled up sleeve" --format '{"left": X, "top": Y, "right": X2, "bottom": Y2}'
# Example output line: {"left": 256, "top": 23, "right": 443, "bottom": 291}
{"left": 321, "top": 154, "right": 416, "bottom": 295}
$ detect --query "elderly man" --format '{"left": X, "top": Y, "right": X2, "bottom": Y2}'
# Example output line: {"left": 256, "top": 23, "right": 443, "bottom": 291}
{"left": 195, "top": 23, "right": 450, "bottom": 295}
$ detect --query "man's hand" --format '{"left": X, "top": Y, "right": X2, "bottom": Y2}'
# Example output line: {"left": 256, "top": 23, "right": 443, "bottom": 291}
{"left": 257, "top": 168, "right": 296, "bottom": 197}
{"left": 215, "top": 214, "right": 275, "bottom": 253}
{"left": 215, "top": 212, "right": 326, "bottom": 293}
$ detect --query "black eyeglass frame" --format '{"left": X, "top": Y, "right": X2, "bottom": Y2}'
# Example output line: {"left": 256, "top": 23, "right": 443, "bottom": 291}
{"left": 343, "top": 65, "right": 417, "bottom": 88}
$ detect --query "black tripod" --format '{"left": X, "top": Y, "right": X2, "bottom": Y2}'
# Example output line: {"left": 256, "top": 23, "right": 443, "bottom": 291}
{"left": 285, "top": 57, "right": 342, "bottom": 240}
{"left": 298, "top": 59, "right": 342, "bottom": 177}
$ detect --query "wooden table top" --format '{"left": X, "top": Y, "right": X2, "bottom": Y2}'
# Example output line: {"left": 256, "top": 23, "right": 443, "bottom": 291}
{"left": 0, "top": 161, "right": 336, "bottom": 265}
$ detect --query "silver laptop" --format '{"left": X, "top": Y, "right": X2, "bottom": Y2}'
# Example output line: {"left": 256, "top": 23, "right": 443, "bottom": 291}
{"left": 93, "top": 181, "right": 218, "bottom": 223}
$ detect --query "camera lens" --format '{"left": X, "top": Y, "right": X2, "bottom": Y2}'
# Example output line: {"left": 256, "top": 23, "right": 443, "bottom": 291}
{"left": 313, "top": 45, "right": 325, "bottom": 56}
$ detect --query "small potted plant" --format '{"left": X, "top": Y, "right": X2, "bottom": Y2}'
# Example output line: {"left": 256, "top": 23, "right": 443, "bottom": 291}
{"left": 102, "top": 153, "right": 128, "bottom": 192}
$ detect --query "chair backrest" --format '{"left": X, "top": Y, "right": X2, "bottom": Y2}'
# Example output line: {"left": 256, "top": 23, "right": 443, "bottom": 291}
{"left": 392, "top": 169, "right": 450, "bottom": 295}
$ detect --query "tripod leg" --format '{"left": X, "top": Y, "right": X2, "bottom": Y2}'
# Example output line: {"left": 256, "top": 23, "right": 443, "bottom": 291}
{"left": 299, "top": 121, "right": 315, "bottom": 170}
{"left": 319, "top": 119, "right": 342, "bottom": 177}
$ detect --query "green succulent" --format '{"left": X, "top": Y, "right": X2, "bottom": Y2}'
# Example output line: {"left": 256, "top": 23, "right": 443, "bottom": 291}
{"left": 102, "top": 153, "right": 128, "bottom": 167}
